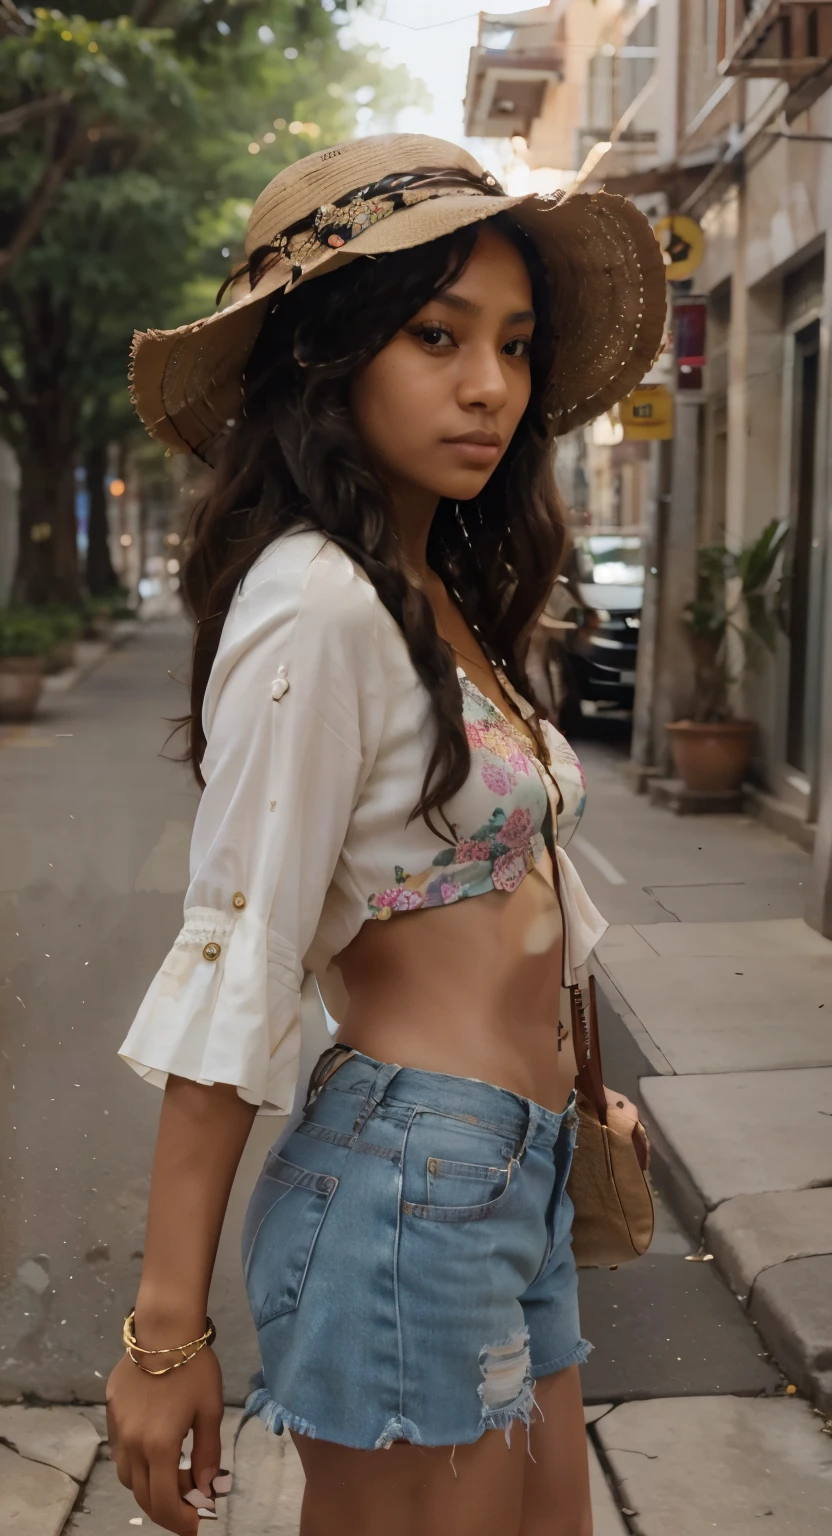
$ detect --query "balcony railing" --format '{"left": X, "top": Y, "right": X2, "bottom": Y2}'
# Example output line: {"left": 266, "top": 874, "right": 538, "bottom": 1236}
{"left": 721, "top": 0, "right": 832, "bottom": 80}
{"left": 463, "top": 8, "right": 564, "bottom": 138}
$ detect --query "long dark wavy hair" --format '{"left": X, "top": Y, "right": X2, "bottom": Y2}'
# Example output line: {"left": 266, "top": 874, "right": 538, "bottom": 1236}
{"left": 180, "top": 211, "right": 567, "bottom": 837}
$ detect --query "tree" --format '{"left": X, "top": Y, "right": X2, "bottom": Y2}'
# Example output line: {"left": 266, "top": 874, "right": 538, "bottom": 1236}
{"left": 0, "top": 1, "right": 424, "bottom": 604}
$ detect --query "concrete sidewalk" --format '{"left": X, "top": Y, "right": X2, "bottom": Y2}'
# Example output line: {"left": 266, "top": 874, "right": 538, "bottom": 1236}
{"left": 570, "top": 739, "right": 832, "bottom": 1416}
{"left": 0, "top": 1403, "right": 632, "bottom": 1535}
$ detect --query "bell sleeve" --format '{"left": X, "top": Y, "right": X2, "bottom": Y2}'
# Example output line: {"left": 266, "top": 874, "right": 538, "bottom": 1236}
{"left": 118, "top": 544, "right": 383, "bottom": 1115}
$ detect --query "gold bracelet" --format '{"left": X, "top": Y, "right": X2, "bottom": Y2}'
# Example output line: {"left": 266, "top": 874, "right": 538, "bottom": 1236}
{"left": 122, "top": 1309, "right": 216, "bottom": 1376}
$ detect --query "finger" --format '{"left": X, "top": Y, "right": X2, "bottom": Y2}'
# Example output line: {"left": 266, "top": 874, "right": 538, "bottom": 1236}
{"left": 148, "top": 1456, "right": 200, "bottom": 1534}
{"left": 191, "top": 1403, "right": 223, "bottom": 1502}
{"left": 113, "top": 1446, "right": 133, "bottom": 1491}
{"left": 130, "top": 1456, "right": 152, "bottom": 1520}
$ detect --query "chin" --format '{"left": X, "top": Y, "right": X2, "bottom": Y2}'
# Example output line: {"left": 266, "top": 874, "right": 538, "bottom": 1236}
{"left": 428, "top": 470, "right": 496, "bottom": 502}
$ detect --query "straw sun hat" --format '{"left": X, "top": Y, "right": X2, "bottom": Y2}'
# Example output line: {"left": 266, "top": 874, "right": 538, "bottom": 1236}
{"left": 129, "top": 133, "right": 667, "bottom": 462}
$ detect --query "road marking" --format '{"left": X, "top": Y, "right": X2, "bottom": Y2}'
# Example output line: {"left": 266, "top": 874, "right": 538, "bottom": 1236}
{"left": 571, "top": 834, "right": 626, "bottom": 885}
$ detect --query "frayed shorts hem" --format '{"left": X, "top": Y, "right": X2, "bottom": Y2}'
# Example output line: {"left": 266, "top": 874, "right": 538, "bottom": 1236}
{"left": 530, "top": 1336, "right": 594, "bottom": 1378}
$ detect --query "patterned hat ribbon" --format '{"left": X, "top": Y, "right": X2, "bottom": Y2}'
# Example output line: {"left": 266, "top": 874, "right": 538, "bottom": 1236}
{"left": 216, "top": 166, "right": 505, "bottom": 306}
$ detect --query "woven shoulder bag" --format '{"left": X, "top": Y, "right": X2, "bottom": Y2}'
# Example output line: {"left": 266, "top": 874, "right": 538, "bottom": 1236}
{"left": 566, "top": 972, "right": 655, "bottom": 1267}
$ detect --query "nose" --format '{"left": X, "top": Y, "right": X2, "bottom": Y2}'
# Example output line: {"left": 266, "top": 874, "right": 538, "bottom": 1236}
{"left": 456, "top": 341, "right": 509, "bottom": 414}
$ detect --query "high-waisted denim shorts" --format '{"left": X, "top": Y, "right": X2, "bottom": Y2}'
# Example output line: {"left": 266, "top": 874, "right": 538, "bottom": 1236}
{"left": 242, "top": 1048, "right": 591, "bottom": 1451}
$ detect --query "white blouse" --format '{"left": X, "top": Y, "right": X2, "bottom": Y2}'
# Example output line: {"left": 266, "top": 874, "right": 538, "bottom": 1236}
{"left": 119, "top": 529, "right": 607, "bottom": 1115}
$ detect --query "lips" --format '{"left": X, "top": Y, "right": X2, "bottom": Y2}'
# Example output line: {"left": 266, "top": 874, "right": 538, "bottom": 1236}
{"left": 445, "top": 431, "right": 502, "bottom": 447}
{"left": 443, "top": 430, "right": 502, "bottom": 465}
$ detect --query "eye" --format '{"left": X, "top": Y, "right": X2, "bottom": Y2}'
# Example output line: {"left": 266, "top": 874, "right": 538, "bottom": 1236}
{"left": 503, "top": 338, "right": 532, "bottom": 359}
{"left": 411, "top": 323, "right": 455, "bottom": 349}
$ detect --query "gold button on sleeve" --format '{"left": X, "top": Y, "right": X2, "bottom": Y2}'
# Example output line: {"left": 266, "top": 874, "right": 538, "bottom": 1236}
{"left": 232, "top": 892, "right": 246, "bottom": 910}
{"left": 202, "top": 942, "right": 221, "bottom": 962}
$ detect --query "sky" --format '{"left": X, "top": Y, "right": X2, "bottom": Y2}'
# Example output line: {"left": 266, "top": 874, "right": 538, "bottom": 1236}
{"left": 340, "top": 0, "right": 537, "bottom": 185}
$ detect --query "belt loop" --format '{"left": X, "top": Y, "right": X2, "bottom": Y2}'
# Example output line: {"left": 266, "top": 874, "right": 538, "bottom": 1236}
{"left": 352, "top": 1060, "right": 402, "bottom": 1134}
{"left": 516, "top": 1100, "right": 540, "bottom": 1163}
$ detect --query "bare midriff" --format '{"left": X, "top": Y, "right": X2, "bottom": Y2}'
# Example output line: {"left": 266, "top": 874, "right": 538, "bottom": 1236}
{"left": 329, "top": 864, "right": 575, "bottom": 1115}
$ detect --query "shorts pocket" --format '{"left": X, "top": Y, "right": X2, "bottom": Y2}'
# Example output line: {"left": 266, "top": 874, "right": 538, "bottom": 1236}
{"left": 242, "top": 1152, "right": 338, "bottom": 1328}
{"left": 404, "top": 1154, "right": 517, "bottom": 1223}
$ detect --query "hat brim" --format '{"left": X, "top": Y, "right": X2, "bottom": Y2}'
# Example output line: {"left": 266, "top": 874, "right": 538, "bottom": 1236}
{"left": 129, "top": 188, "right": 666, "bottom": 459}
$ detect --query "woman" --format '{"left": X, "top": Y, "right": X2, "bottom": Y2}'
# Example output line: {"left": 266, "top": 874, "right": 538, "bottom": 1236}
{"left": 108, "top": 134, "right": 665, "bottom": 1536}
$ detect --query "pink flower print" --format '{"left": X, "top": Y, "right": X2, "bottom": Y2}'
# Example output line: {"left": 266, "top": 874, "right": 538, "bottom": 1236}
{"left": 492, "top": 849, "right": 528, "bottom": 892}
{"left": 500, "top": 806, "right": 533, "bottom": 848}
{"left": 374, "top": 888, "right": 404, "bottom": 909}
{"left": 465, "top": 721, "right": 488, "bottom": 749}
{"left": 481, "top": 762, "right": 511, "bottom": 797}
{"left": 480, "top": 724, "right": 513, "bottom": 761}
{"left": 455, "top": 838, "right": 491, "bottom": 864}
{"left": 508, "top": 750, "right": 531, "bottom": 777}
{"left": 393, "top": 890, "right": 424, "bottom": 911}
{"left": 440, "top": 881, "right": 464, "bottom": 904}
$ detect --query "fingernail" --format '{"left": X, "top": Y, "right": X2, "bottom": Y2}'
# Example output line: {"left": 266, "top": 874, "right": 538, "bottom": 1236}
{"left": 197, "top": 1511, "right": 218, "bottom": 1522}
{"left": 211, "top": 1471, "right": 232, "bottom": 1497}
{"left": 184, "top": 1490, "right": 214, "bottom": 1511}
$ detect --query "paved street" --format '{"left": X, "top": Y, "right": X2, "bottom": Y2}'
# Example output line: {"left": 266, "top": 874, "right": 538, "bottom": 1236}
{"left": 2, "top": 623, "right": 832, "bottom": 1534}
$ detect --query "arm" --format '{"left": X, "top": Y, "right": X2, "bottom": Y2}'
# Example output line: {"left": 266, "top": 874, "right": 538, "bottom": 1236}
{"left": 108, "top": 1079, "right": 256, "bottom": 1533}
{"left": 108, "top": 543, "right": 384, "bottom": 1534}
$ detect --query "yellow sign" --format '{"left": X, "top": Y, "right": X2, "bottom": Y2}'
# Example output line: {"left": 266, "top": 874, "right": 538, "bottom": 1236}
{"left": 619, "top": 385, "right": 674, "bottom": 441}
{"left": 653, "top": 214, "right": 705, "bottom": 282}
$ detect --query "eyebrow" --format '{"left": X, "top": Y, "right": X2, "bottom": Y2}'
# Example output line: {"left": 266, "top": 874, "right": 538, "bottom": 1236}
{"left": 433, "top": 292, "right": 536, "bottom": 326}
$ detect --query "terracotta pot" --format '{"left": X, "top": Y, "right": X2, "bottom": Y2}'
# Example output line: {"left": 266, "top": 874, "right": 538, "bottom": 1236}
{"left": 84, "top": 615, "right": 114, "bottom": 642}
{"left": 0, "top": 655, "right": 46, "bottom": 722}
{"left": 665, "top": 719, "right": 756, "bottom": 794}
{"left": 44, "top": 639, "right": 77, "bottom": 675}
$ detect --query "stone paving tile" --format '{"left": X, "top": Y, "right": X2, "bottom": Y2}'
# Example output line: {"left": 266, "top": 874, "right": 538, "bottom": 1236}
{"left": 227, "top": 1419, "right": 303, "bottom": 1535}
{"left": 632, "top": 917, "right": 832, "bottom": 958}
{"left": 603, "top": 953, "right": 832, "bottom": 1073}
{"left": 0, "top": 1404, "right": 100, "bottom": 1482}
{"left": 751, "top": 1256, "right": 832, "bottom": 1413}
{"left": 587, "top": 1440, "right": 628, "bottom": 1535}
{"left": 595, "top": 1396, "right": 832, "bottom": 1534}
{"left": 639, "top": 1069, "right": 832, "bottom": 1224}
{"left": 579, "top": 1251, "right": 779, "bottom": 1402}
{"left": 0, "top": 1442, "right": 78, "bottom": 1536}
{"left": 705, "top": 1189, "right": 832, "bottom": 1297}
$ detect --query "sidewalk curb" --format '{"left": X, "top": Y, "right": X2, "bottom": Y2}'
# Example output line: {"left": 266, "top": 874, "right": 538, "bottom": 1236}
{"left": 42, "top": 620, "right": 140, "bottom": 698}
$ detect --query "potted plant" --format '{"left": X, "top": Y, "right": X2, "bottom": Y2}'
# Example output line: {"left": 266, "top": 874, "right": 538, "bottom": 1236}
{"left": 83, "top": 593, "right": 116, "bottom": 642}
{"left": 43, "top": 606, "right": 83, "bottom": 674}
{"left": 0, "top": 611, "right": 55, "bottom": 721}
{"left": 666, "top": 519, "right": 788, "bottom": 794}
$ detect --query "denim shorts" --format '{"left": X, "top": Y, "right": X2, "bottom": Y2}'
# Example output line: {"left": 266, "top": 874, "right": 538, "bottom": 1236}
{"left": 242, "top": 1048, "right": 591, "bottom": 1451}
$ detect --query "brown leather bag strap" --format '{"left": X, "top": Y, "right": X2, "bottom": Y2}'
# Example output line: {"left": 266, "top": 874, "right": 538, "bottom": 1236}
{"left": 574, "top": 974, "right": 607, "bottom": 1123}
{"left": 549, "top": 836, "right": 607, "bottom": 1123}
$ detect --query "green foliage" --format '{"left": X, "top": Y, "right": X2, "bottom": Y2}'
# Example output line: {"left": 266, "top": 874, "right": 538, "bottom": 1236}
{"left": 683, "top": 519, "right": 788, "bottom": 722}
{"left": 0, "top": 0, "right": 426, "bottom": 600}
{"left": 40, "top": 603, "right": 85, "bottom": 641}
{"left": 0, "top": 608, "right": 60, "bottom": 655}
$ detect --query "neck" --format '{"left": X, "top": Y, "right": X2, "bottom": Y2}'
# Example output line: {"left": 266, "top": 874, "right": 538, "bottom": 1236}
{"left": 386, "top": 478, "right": 439, "bottom": 585}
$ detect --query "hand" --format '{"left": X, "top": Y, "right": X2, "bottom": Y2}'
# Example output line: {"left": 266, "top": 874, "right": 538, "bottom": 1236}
{"left": 107, "top": 1344, "right": 224, "bottom": 1533}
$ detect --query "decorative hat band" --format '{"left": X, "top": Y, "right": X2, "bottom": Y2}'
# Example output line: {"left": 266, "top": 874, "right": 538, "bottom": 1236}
{"left": 217, "top": 166, "right": 507, "bottom": 304}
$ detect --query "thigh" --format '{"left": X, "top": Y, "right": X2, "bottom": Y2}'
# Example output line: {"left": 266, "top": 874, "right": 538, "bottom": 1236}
{"left": 293, "top": 1425, "right": 527, "bottom": 1536}
{"left": 521, "top": 1366, "right": 592, "bottom": 1536}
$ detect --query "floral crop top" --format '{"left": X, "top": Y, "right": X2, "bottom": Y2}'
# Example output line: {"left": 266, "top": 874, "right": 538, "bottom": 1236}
{"left": 120, "top": 529, "right": 606, "bottom": 1115}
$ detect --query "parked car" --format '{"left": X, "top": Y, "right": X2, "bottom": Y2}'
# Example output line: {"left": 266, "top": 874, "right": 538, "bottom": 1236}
{"left": 569, "top": 534, "right": 644, "bottom": 712}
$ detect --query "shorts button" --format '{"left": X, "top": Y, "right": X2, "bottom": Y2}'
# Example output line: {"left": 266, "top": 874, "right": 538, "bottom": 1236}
{"left": 232, "top": 891, "right": 246, "bottom": 910}
{"left": 202, "top": 942, "right": 221, "bottom": 962}
{"left": 427, "top": 1158, "right": 438, "bottom": 1174}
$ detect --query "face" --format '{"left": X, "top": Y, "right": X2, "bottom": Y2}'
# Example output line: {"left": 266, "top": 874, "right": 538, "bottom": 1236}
{"left": 350, "top": 226, "right": 535, "bottom": 507}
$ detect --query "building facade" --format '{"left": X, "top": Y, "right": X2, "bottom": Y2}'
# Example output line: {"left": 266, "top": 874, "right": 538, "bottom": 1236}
{"left": 465, "top": 0, "right": 832, "bottom": 932}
